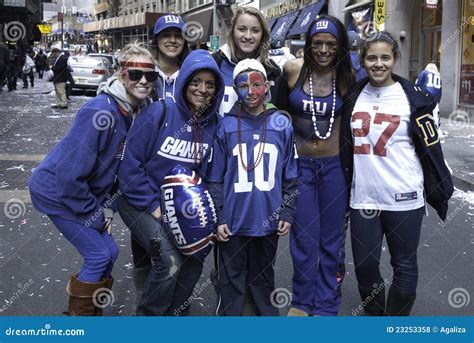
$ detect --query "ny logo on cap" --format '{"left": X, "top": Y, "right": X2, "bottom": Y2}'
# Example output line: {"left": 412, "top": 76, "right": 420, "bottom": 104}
{"left": 316, "top": 20, "right": 329, "bottom": 30}
{"left": 164, "top": 15, "right": 180, "bottom": 24}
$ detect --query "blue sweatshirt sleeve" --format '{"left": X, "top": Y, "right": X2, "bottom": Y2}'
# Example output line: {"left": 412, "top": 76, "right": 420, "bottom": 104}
{"left": 118, "top": 102, "right": 163, "bottom": 213}
{"left": 55, "top": 105, "right": 112, "bottom": 229}
{"left": 206, "top": 122, "right": 227, "bottom": 183}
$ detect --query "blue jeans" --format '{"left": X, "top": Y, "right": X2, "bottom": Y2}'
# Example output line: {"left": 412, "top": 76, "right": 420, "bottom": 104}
{"left": 117, "top": 196, "right": 203, "bottom": 316}
{"left": 350, "top": 207, "right": 424, "bottom": 295}
{"left": 49, "top": 215, "right": 119, "bottom": 282}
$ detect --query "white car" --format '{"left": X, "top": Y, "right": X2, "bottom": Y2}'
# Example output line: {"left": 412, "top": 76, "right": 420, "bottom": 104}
{"left": 69, "top": 56, "right": 114, "bottom": 90}
{"left": 88, "top": 53, "right": 119, "bottom": 71}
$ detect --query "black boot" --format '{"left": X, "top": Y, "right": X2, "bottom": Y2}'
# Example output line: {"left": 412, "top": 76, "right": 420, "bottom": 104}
{"left": 357, "top": 284, "right": 386, "bottom": 316}
{"left": 385, "top": 286, "right": 416, "bottom": 316}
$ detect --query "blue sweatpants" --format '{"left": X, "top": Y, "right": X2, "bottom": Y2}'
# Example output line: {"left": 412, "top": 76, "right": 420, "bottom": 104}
{"left": 49, "top": 215, "right": 119, "bottom": 282}
{"left": 290, "top": 156, "right": 348, "bottom": 316}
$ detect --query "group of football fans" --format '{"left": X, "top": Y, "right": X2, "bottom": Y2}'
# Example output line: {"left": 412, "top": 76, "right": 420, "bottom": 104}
{"left": 28, "top": 9, "right": 452, "bottom": 317}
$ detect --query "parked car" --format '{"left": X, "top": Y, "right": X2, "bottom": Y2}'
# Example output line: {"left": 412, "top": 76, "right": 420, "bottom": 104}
{"left": 69, "top": 55, "right": 113, "bottom": 90}
{"left": 88, "top": 53, "right": 119, "bottom": 71}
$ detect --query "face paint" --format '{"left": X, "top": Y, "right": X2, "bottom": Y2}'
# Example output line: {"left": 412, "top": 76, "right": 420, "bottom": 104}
{"left": 235, "top": 71, "right": 266, "bottom": 109}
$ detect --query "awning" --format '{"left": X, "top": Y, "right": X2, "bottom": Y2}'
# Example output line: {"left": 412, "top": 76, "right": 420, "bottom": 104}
{"left": 267, "top": 17, "right": 277, "bottom": 31}
{"left": 270, "top": 10, "right": 300, "bottom": 38}
{"left": 287, "top": 0, "right": 325, "bottom": 36}
{"left": 343, "top": 0, "right": 373, "bottom": 12}
{"left": 52, "top": 28, "right": 76, "bottom": 35}
{"left": 83, "top": 12, "right": 161, "bottom": 33}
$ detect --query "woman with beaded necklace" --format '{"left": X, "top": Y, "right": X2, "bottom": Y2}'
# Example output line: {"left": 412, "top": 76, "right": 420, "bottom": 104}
{"left": 276, "top": 15, "right": 354, "bottom": 316}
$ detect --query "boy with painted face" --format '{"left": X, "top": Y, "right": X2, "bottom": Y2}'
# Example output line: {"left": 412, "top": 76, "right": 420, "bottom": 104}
{"left": 207, "top": 59, "right": 300, "bottom": 315}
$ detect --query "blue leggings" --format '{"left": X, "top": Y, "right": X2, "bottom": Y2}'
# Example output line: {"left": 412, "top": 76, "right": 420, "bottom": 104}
{"left": 49, "top": 215, "right": 119, "bottom": 282}
{"left": 290, "top": 156, "right": 348, "bottom": 316}
{"left": 350, "top": 207, "right": 424, "bottom": 294}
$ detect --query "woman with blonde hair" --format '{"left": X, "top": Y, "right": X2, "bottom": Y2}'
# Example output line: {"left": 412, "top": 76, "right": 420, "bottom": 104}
{"left": 29, "top": 43, "right": 157, "bottom": 316}
{"left": 212, "top": 6, "right": 281, "bottom": 116}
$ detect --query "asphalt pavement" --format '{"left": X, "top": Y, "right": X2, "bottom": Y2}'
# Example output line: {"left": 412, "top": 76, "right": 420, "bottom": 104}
{"left": 0, "top": 77, "right": 472, "bottom": 316}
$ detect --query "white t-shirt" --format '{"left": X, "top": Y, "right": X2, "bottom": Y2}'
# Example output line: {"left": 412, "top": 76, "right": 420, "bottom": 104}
{"left": 350, "top": 82, "right": 425, "bottom": 211}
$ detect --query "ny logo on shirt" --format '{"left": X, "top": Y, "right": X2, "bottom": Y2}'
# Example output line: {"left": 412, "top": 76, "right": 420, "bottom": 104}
{"left": 302, "top": 100, "right": 327, "bottom": 116}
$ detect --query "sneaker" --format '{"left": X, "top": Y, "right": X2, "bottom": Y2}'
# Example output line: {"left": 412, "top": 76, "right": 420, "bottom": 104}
{"left": 287, "top": 307, "right": 309, "bottom": 316}
{"left": 51, "top": 104, "right": 59, "bottom": 108}
{"left": 59, "top": 105, "right": 68, "bottom": 109}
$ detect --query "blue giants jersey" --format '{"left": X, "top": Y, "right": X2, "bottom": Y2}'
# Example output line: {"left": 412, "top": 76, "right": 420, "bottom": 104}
{"left": 207, "top": 104, "right": 299, "bottom": 236}
{"left": 415, "top": 67, "right": 442, "bottom": 104}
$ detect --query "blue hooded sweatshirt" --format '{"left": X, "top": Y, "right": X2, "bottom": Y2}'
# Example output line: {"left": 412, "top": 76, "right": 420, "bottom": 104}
{"left": 118, "top": 49, "right": 224, "bottom": 213}
{"left": 28, "top": 82, "right": 139, "bottom": 230}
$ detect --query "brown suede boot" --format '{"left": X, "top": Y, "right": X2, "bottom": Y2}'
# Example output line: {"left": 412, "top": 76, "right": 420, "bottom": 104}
{"left": 94, "top": 277, "right": 114, "bottom": 316}
{"left": 64, "top": 274, "right": 107, "bottom": 316}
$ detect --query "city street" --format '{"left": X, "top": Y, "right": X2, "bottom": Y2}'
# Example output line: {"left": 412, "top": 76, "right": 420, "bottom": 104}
{"left": 0, "top": 77, "right": 472, "bottom": 317}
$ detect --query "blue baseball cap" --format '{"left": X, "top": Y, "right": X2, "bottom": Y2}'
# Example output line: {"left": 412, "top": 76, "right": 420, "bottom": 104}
{"left": 154, "top": 14, "right": 185, "bottom": 36}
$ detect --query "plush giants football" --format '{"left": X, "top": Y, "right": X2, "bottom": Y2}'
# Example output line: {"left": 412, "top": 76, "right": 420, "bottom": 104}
{"left": 160, "top": 165, "right": 217, "bottom": 261}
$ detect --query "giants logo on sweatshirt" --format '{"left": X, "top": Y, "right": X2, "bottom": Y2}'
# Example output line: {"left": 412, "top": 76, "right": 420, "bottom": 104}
{"left": 158, "top": 137, "right": 209, "bottom": 163}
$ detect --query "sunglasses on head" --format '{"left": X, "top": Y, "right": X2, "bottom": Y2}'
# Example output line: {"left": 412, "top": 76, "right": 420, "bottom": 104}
{"left": 127, "top": 69, "right": 159, "bottom": 82}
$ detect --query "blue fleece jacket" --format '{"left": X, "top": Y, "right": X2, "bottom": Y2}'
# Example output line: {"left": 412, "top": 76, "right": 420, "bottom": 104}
{"left": 29, "top": 94, "right": 133, "bottom": 229}
{"left": 118, "top": 49, "right": 224, "bottom": 213}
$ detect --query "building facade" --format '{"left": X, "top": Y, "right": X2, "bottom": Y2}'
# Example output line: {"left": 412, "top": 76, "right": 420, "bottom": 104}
{"left": 262, "top": 0, "right": 471, "bottom": 119}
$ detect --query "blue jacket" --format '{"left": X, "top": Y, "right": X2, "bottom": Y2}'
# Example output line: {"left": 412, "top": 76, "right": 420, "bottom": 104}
{"left": 29, "top": 94, "right": 133, "bottom": 229}
{"left": 118, "top": 49, "right": 225, "bottom": 213}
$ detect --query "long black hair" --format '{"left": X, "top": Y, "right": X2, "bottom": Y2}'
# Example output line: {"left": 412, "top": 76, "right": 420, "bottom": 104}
{"left": 303, "top": 14, "right": 354, "bottom": 95}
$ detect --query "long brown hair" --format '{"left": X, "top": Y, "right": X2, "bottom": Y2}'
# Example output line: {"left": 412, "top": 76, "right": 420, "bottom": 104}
{"left": 227, "top": 7, "right": 272, "bottom": 68}
{"left": 303, "top": 15, "right": 354, "bottom": 95}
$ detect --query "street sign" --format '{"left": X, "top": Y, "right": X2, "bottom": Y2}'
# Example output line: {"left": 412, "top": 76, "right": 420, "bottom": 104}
{"left": 37, "top": 24, "right": 52, "bottom": 34}
{"left": 210, "top": 35, "right": 220, "bottom": 51}
{"left": 3, "top": 0, "right": 26, "bottom": 7}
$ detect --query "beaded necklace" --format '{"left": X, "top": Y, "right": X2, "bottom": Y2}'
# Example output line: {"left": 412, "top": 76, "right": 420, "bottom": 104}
{"left": 192, "top": 111, "right": 203, "bottom": 165}
{"left": 308, "top": 69, "right": 336, "bottom": 140}
{"left": 237, "top": 103, "right": 267, "bottom": 171}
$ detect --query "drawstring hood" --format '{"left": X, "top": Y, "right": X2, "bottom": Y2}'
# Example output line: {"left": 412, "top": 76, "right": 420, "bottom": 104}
{"left": 97, "top": 76, "right": 148, "bottom": 116}
{"left": 175, "top": 50, "right": 224, "bottom": 165}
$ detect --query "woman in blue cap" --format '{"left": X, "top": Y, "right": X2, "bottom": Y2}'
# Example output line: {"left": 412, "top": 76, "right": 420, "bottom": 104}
{"left": 151, "top": 14, "right": 190, "bottom": 100}
{"left": 275, "top": 15, "right": 355, "bottom": 316}
{"left": 122, "top": 14, "right": 191, "bottom": 306}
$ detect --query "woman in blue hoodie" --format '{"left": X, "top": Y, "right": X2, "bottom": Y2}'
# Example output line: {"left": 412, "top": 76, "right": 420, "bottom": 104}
{"left": 28, "top": 43, "right": 157, "bottom": 316}
{"left": 127, "top": 13, "right": 190, "bottom": 306}
{"left": 117, "top": 49, "right": 224, "bottom": 316}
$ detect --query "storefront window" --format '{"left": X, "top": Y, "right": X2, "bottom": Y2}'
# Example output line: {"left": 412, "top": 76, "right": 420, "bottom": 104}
{"left": 459, "top": 0, "right": 474, "bottom": 105}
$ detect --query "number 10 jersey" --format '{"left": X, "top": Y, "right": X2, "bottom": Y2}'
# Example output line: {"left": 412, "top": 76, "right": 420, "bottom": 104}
{"left": 207, "top": 104, "right": 299, "bottom": 236}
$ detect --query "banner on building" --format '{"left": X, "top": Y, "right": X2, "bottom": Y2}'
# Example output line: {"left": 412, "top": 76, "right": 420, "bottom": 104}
{"left": 375, "top": 0, "right": 386, "bottom": 30}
